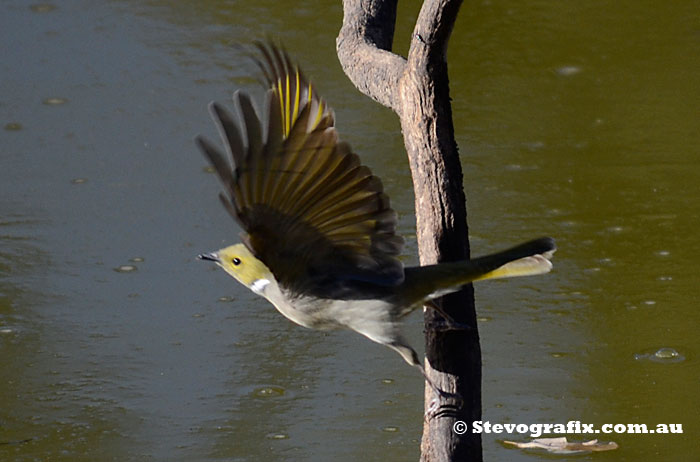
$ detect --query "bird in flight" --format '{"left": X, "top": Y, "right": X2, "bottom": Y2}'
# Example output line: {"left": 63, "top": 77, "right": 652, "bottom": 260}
{"left": 196, "top": 42, "right": 555, "bottom": 393}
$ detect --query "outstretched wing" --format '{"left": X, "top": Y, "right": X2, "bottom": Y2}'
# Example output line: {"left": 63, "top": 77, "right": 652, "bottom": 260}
{"left": 196, "top": 42, "right": 404, "bottom": 297}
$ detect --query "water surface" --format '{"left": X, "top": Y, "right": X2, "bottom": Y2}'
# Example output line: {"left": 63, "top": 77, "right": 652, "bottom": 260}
{"left": 1, "top": 0, "right": 698, "bottom": 460}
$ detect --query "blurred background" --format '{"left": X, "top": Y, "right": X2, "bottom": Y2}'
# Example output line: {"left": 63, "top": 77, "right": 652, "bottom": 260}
{"left": 1, "top": 0, "right": 698, "bottom": 460}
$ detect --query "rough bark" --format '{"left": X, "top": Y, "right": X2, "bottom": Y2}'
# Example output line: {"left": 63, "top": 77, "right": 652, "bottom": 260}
{"left": 338, "top": 1, "right": 482, "bottom": 460}
{"left": 336, "top": 0, "right": 403, "bottom": 111}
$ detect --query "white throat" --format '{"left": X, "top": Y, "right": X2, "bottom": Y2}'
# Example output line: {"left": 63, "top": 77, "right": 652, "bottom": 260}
{"left": 250, "top": 278, "right": 271, "bottom": 294}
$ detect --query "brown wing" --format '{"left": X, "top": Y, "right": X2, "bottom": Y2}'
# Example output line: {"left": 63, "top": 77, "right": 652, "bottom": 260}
{"left": 196, "top": 43, "right": 404, "bottom": 297}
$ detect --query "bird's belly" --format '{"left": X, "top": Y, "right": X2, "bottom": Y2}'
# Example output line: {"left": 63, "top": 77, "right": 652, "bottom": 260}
{"left": 324, "top": 299, "right": 400, "bottom": 345}
{"left": 269, "top": 297, "right": 342, "bottom": 330}
{"left": 270, "top": 297, "right": 398, "bottom": 346}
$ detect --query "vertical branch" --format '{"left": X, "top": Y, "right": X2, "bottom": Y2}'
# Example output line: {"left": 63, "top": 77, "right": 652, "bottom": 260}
{"left": 338, "top": 0, "right": 481, "bottom": 460}
{"left": 401, "top": 0, "right": 467, "bottom": 265}
{"left": 399, "top": 2, "right": 482, "bottom": 461}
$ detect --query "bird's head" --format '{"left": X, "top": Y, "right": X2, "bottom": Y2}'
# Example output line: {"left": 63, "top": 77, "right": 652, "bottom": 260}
{"left": 198, "top": 243, "right": 274, "bottom": 294}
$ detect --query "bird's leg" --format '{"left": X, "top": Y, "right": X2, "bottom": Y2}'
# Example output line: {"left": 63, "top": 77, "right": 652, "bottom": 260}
{"left": 387, "top": 341, "right": 464, "bottom": 419}
{"left": 415, "top": 363, "right": 464, "bottom": 420}
{"left": 424, "top": 300, "right": 475, "bottom": 332}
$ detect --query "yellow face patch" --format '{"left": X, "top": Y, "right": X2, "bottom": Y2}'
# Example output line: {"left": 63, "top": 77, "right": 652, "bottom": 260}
{"left": 214, "top": 243, "right": 273, "bottom": 288}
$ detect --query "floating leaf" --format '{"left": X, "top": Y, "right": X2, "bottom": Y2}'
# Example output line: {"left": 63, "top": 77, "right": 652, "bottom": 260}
{"left": 503, "top": 437, "right": 618, "bottom": 454}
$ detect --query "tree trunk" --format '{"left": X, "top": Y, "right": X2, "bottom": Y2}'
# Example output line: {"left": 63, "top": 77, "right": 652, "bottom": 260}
{"left": 338, "top": 1, "right": 482, "bottom": 460}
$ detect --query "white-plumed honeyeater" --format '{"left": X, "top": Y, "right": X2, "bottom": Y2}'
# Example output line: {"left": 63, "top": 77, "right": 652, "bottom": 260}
{"left": 196, "top": 43, "right": 555, "bottom": 388}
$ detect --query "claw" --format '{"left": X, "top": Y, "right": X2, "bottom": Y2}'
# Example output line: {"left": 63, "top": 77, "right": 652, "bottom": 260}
{"left": 424, "top": 391, "right": 464, "bottom": 420}
{"left": 419, "top": 367, "right": 464, "bottom": 420}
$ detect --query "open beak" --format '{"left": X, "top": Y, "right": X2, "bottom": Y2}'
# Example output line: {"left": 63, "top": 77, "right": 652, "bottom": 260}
{"left": 197, "top": 252, "right": 220, "bottom": 262}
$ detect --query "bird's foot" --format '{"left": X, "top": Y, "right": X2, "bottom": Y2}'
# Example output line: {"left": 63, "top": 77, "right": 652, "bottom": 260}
{"left": 425, "top": 389, "right": 464, "bottom": 421}
{"left": 421, "top": 371, "right": 464, "bottom": 420}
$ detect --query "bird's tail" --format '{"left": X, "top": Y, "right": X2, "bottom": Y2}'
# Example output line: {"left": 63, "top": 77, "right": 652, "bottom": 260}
{"left": 470, "top": 237, "right": 556, "bottom": 282}
{"left": 402, "top": 237, "right": 556, "bottom": 302}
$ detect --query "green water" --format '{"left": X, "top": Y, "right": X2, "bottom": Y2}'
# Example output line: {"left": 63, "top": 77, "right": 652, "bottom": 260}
{"left": 1, "top": 0, "right": 698, "bottom": 460}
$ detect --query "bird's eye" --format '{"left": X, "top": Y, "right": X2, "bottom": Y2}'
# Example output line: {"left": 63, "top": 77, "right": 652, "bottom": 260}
{"left": 232, "top": 257, "right": 241, "bottom": 266}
